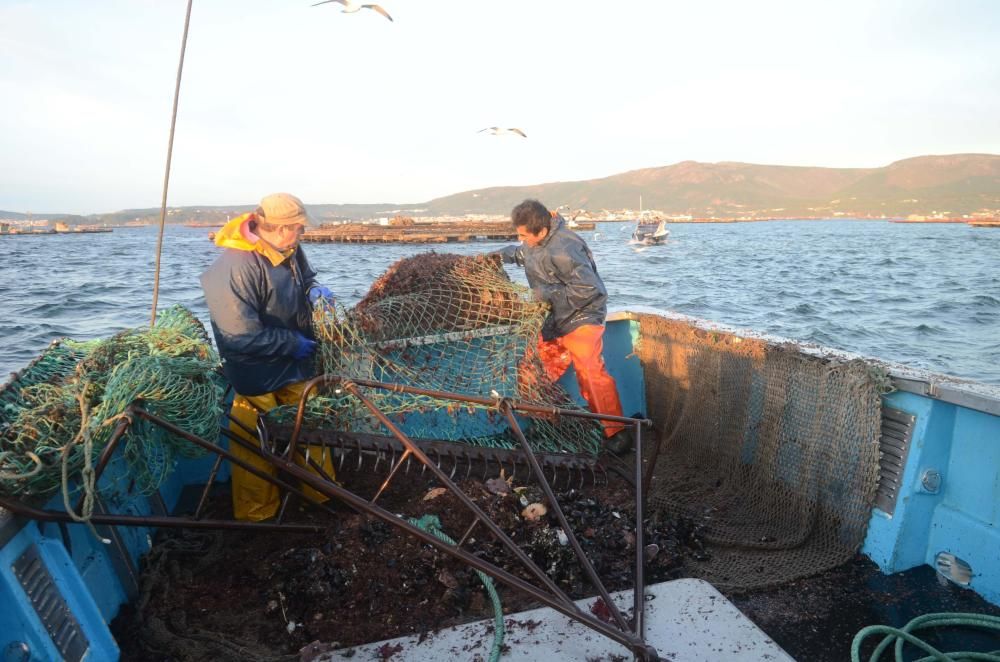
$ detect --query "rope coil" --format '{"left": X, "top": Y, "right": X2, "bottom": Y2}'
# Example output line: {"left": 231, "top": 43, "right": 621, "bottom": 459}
{"left": 852, "top": 612, "right": 1000, "bottom": 662}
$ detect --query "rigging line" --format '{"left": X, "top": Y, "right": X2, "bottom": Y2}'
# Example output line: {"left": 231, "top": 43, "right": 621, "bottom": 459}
{"left": 150, "top": 0, "right": 194, "bottom": 327}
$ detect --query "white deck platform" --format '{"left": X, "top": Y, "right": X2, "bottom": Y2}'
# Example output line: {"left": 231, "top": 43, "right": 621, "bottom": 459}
{"left": 314, "top": 578, "right": 793, "bottom": 661}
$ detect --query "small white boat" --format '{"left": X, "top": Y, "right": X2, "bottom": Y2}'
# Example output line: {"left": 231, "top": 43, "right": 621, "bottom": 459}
{"left": 630, "top": 220, "right": 669, "bottom": 245}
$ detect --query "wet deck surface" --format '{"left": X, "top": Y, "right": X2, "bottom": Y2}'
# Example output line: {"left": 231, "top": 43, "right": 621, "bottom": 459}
{"left": 727, "top": 555, "right": 1000, "bottom": 661}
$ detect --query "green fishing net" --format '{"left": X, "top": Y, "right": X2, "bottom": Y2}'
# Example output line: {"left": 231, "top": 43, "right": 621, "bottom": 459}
{"left": 0, "top": 305, "right": 224, "bottom": 499}
{"left": 270, "top": 252, "right": 604, "bottom": 455}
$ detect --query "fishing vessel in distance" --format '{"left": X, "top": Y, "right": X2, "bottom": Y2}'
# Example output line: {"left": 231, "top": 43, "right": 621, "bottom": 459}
{"left": 630, "top": 219, "right": 669, "bottom": 245}
{"left": 629, "top": 195, "right": 670, "bottom": 245}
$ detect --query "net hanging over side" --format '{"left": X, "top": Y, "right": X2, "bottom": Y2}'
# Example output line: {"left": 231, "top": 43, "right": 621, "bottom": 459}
{"left": 637, "top": 314, "right": 886, "bottom": 590}
{"left": 271, "top": 252, "right": 604, "bottom": 456}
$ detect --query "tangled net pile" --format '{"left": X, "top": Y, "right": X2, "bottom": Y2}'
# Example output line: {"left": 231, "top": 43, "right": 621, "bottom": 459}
{"left": 0, "top": 306, "right": 223, "bottom": 503}
{"left": 274, "top": 252, "right": 604, "bottom": 455}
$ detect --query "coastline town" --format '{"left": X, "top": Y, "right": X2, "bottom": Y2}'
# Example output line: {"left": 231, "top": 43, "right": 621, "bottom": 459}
{"left": 2, "top": 206, "right": 998, "bottom": 239}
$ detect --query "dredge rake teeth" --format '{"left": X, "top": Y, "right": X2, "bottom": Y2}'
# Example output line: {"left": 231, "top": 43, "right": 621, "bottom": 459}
{"left": 462, "top": 449, "right": 473, "bottom": 481}
{"left": 269, "top": 427, "right": 604, "bottom": 487}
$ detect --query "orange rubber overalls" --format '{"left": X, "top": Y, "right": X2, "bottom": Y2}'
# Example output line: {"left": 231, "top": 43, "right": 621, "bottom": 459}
{"left": 526, "top": 324, "right": 625, "bottom": 438}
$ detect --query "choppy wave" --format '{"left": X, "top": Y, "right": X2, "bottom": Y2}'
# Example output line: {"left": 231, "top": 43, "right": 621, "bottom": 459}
{"left": 1, "top": 220, "right": 998, "bottom": 384}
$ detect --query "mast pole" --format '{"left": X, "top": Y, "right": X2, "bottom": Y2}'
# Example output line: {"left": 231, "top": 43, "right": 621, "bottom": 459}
{"left": 150, "top": 0, "right": 194, "bottom": 327}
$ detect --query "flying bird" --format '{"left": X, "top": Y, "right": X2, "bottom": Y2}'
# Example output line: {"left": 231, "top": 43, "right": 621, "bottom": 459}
{"left": 478, "top": 127, "right": 527, "bottom": 138}
{"left": 312, "top": 0, "right": 393, "bottom": 22}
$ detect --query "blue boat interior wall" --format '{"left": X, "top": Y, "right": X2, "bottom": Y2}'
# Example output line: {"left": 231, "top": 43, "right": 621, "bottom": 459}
{"left": 0, "top": 435, "right": 224, "bottom": 660}
{"left": 863, "top": 390, "right": 1000, "bottom": 605}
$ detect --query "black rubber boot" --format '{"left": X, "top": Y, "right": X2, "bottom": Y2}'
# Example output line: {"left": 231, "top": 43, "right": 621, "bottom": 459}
{"left": 604, "top": 429, "right": 633, "bottom": 455}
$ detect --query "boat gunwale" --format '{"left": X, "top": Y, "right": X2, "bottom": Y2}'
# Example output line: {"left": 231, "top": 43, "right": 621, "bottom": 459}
{"left": 609, "top": 305, "right": 1000, "bottom": 418}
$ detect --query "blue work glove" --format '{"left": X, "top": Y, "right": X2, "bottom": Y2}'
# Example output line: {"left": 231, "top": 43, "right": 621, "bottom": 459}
{"left": 308, "top": 285, "right": 335, "bottom": 307}
{"left": 291, "top": 332, "right": 317, "bottom": 360}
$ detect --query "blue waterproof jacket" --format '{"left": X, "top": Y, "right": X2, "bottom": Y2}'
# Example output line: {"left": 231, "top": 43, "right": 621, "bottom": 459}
{"left": 201, "top": 214, "right": 318, "bottom": 396}
{"left": 499, "top": 215, "right": 608, "bottom": 340}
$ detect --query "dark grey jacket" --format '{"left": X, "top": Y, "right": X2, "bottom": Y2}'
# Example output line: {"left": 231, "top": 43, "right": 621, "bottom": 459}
{"left": 200, "top": 247, "right": 318, "bottom": 396}
{"left": 499, "top": 215, "right": 607, "bottom": 340}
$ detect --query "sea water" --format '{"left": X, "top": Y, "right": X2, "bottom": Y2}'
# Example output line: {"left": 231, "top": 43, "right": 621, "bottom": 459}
{"left": 1, "top": 220, "right": 997, "bottom": 384}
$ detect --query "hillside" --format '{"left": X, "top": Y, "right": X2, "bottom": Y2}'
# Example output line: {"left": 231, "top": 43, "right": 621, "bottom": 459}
{"left": 83, "top": 203, "right": 409, "bottom": 226}
{"left": 424, "top": 154, "right": 1000, "bottom": 217}
{"left": 0, "top": 210, "right": 86, "bottom": 222}
{"left": 4, "top": 154, "right": 998, "bottom": 224}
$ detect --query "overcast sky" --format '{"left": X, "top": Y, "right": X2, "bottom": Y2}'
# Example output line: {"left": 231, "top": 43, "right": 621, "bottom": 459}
{"left": 1, "top": 0, "right": 998, "bottom": 214}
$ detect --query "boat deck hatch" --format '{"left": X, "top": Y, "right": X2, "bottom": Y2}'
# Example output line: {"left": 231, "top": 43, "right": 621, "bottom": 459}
{"left": 12, "top": 545, "right": 89, "bottom": 662}
{"left": 875, "top": 407, "right": 916, "bottom": 516}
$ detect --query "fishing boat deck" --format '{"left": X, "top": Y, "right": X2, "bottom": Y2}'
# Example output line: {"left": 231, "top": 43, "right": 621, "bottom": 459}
{"left": 105, "top": 460, "right": 1000, "bottom": 661}
{"left": 728, "top": 556, "right": 1000, "bottom": 661}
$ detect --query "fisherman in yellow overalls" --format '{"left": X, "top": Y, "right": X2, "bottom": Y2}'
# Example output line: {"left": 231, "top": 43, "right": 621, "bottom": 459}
{"left": 200, "top": 193, "right": 336, "bottom": 521}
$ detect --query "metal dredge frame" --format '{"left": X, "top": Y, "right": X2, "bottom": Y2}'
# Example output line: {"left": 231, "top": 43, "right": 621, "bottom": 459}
{"left": 0, "top": 373, "right": 658, "bottom": 660}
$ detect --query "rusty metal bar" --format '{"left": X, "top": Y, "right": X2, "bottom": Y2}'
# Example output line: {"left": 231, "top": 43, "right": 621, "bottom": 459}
{"left": 275, "top": 427, "right": 596, "bottom": 474}
{"left": 219, "top": 425, "right": 359, "bottom": 518}
{"left": 371, "top": 449, "right": 412, "bottom": 505}
{"left": 0, "top": 497, "right": 322, "bottom": 533}
{"left": 110, "top": 385, "right": 656, "bottom": 656}
{"left": 226, "top": 411, "right": 259, "bottom": 440}
{"left": 127, "top": 405, "right": 659, "bottom": 658}
{"left": 43, "top": 400, "right": 660, "bottom": 658}
{"left": 293, "top": 447, "right": 363, "bottom": 517}
{"left": 224, "top": 408, "right": 295, "bottom": 525}
{"left": 212, "top": 423, "right": 661, "bottom": 660}
{"left": 499, "top": 401, "right": 631, "bottom": 633}
{"left": 193, "top": 453, "right": 224, "bottom": 520}
{"left": 283, "top": 378, "right": 658, "bottom": 655}
{"left": 287, "top": 374, "right": 650, "bottom": 454}
{"left": 190, "top": 413, "right": 252, "bottom": 520}
{"left": 457, "top": 517, "right": 479, "bottom": 547}
{"left": 634, "top": 419, "right": 646, "bottom": 638}
{"left": 176, "top": 421, "right": 343, "bottom": 523}
{"left": 338, "top": 380, "right": 577, "bottom": 610}
{"left": 225, "top": 409, "right": 289, "bottom": 518}
{"left": 285, "top": 443, "right": 659, "bottom": 658}
{"left": 641, "top": 420, "right": 663, "bottom": 509}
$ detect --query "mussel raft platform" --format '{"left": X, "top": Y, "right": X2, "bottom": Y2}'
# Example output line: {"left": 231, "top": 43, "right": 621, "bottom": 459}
{"left": 302, "top": 222, "right": 518, "bottom": 244}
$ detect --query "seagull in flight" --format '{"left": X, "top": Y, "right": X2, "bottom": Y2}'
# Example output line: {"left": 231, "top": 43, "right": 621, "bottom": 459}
{"left": 312, "top": 0, "right": 393, "bottom": 22}
{"left": 478, "top": 127, "right": 527, "bottom": 138}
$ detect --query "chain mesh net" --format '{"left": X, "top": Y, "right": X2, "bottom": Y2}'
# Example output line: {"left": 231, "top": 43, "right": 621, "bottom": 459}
{"left": 271, "top": 252, "right": 604, "bottom": 455}
{"left": 637, "top": 314, "right": 886, "bottom": 590}
{"left": 0, "top": 305, "right": 223, "bottom": 499}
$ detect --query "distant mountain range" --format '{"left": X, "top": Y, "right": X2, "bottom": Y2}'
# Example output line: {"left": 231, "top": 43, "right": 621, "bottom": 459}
{"left": 3, "top": 154, "right": 998, "bottom": 224}
{"left": 424, "top": 153, "right": 1000, "bottom": 217}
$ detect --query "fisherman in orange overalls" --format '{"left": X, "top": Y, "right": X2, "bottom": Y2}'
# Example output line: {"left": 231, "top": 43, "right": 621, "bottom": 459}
{"left": 497, "top": 199, "right": 632, "bottom": 454}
